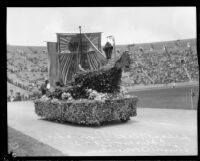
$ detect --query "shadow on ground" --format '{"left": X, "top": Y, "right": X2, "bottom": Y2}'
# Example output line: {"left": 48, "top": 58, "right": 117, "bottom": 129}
{"left": 39, "top": 117, "right": 138, "bottom": 128}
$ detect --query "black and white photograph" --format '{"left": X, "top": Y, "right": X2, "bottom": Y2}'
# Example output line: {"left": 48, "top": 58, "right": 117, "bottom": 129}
{"left": 7, "top": 7, "right": 198, "bottom": 156}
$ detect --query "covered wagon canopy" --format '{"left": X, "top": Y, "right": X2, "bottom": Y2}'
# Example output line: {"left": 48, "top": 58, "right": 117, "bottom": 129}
{"left": 47, "top": 31, "right": 107, "bottom": 87}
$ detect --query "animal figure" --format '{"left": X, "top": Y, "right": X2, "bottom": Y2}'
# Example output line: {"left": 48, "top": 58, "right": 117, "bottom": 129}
{"left": 72, "top": 51, "right": 131, "bottom": 97}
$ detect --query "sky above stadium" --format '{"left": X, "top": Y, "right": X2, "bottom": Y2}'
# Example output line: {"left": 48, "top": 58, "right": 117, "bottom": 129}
{"left": 7, "top": 7, "right": 196, "bottom": 46}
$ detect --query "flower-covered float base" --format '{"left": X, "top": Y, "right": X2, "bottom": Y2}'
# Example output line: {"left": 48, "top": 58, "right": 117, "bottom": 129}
{"left": 34, "top": 96, "right": 138, "bottom": 126}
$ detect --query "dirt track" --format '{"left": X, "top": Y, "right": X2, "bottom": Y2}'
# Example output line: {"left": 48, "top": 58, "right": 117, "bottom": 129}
{"left": 7, "top": 101, "right": 197, "bottom": 156}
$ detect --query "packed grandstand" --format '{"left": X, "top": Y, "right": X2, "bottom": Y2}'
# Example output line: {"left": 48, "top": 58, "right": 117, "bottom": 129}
{"left": 7, "top": 38, "right": 198, "bottom": 102}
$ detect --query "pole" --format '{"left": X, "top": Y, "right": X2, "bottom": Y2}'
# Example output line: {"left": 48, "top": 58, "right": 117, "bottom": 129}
{"left": 113, "top": 36, "right": 116, "bottom": 61}
{"left": 78, "top": 26, "right": 82, "bottom": 69}
{"left": 190, "top": 89, "right": 194, "bottom": 110}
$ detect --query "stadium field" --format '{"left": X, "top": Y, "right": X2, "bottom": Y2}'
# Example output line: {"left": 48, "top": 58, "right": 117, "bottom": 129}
{"left": 128, "top": 85, "right": 199, "bottom": 110}
{"left": 8, "top": 101, "right": 197, "bottom": 155}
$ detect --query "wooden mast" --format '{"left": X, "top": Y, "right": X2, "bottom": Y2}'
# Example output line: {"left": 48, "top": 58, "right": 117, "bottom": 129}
{"left": 78, "top": 26, "right": 82, "bottom": 68}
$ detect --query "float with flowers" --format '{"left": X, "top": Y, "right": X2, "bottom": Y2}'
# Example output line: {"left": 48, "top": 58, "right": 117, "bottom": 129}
{"left": 34, "top": 27, "right": 138, "bottom": 126}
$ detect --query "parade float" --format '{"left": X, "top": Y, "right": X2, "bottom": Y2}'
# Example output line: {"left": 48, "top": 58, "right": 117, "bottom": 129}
{"left": 34, "top": 27, "right": 138, "bottom": 126}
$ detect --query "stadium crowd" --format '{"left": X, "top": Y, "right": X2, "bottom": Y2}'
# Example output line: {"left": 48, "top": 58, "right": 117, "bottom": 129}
{"left": 7, "top": 90, "right": 29, "bottom": 102}
{"left": 7, "top": 79, "right": 51, "bottom": 102}
{"left": 126, "top": 47, "right": 198, "bottom": 86}
{"left": 7, "top": 77, "right": 32, "bottom": 92}
{"left": 7, "top": 43, "right": 199, "bottom": 102}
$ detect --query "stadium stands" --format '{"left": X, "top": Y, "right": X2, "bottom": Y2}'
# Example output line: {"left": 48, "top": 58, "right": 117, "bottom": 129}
{"left": 7, "top": 38, "right": 198, "bottom": 101}
{"left": 125, "top": 46, "right": 198, "bottom": 86}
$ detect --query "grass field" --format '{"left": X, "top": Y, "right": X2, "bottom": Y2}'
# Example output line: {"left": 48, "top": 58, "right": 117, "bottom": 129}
{"left": 128, "top": 85, "right": 199, "bottom": 110}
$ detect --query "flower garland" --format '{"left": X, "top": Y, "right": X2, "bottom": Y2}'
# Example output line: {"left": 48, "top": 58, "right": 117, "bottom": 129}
{"left": 86, "top": 88, "right": 109, "bottom": 101}
{"left": 40, "top": 85, "right": 132, "bottom": 103}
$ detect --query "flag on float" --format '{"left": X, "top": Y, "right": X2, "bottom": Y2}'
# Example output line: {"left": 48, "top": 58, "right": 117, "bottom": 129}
{"left": 107, "top": 35, "right": 115, "bottom": 45}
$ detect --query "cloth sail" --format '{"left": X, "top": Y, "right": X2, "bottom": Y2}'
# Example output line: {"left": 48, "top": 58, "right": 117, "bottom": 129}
{"left": 56, "top": 32, "right": 107, "bottom": 85}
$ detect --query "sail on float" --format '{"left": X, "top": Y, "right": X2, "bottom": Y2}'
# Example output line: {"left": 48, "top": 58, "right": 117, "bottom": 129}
{"left": 47, "top": 27, "right": 107, "bottom": 87}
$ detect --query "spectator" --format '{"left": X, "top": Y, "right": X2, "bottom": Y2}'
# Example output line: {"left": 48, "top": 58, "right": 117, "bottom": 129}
{"left": 11, "top": 96, "right": 15, "bottom": 102}
{"left": 10, "top": 89, "right": 13, "bottom": 96}
{"left": 103, "top": 42, "right": 113, "bottom": 60}
{"left": 14, "top": 92, "right": 22, "bottom": 101}
{"left": 40, "top": 79, "right": 49, "bottom": 95}
{"left": 46, "top": 80, "right": 50, "bottom": 90}
{"left": 21, "top": 94, "right": 25, "bottom": 101}
{"left": 7, "top": 96, "right": 11, "bottom": 102}
{"left": 172, "top": 81, "right": 176, "bottom": 88}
